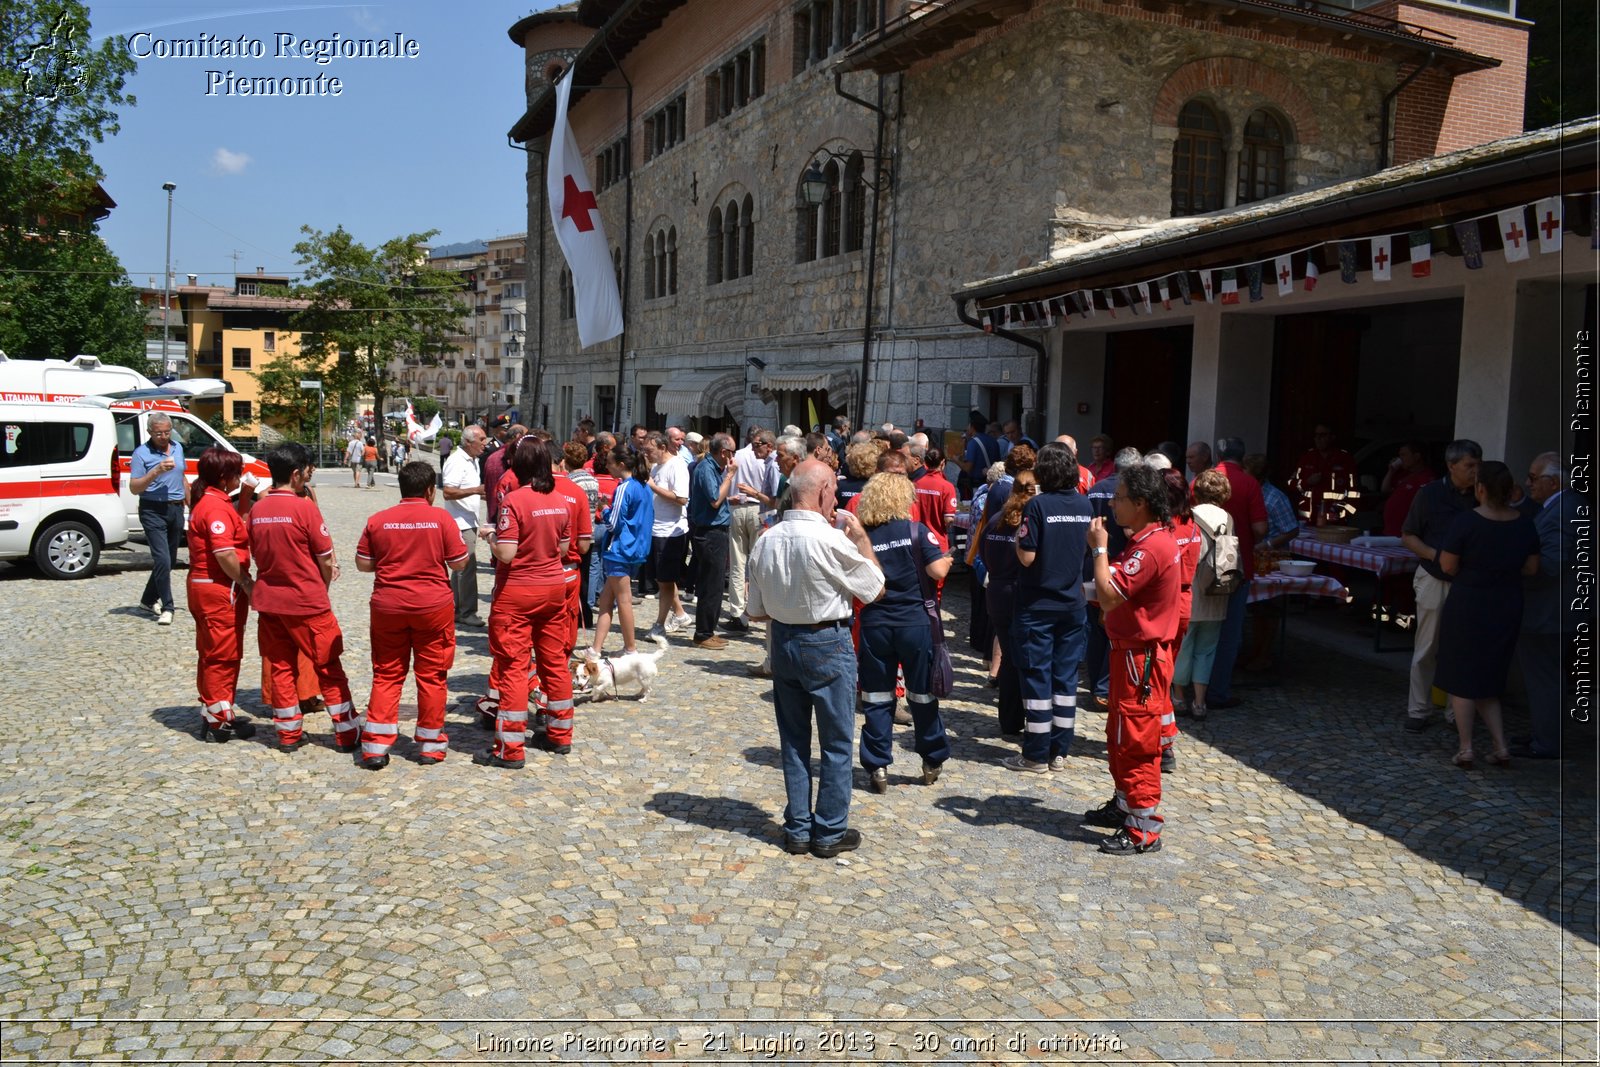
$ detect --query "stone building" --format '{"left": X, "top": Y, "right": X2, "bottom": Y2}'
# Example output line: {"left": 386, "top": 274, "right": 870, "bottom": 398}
{"left": 507, "top": 0, "right": 1527, "bottom": 442}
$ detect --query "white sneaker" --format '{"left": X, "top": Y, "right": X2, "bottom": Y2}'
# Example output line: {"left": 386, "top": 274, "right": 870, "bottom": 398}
{"left": 646, "top": 624, "right": 667, "bottom": 640}
{"left": 157, "top": 610, "right": 173, "bottom": 626}
{"left": 582, "top": 647, "right": 600, "bottom": 664}
{"left": 671, "top": 611, "right": 693, "bottom": 632}
{"left": 661, "top": 616, "right": 682, "bottom": 635}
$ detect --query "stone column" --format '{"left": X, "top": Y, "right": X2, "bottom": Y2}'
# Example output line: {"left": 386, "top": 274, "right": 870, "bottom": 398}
{"left": 1050, "top": 328, "right": 1107, "bottom": 444}
{"left": 1454, "top": 268, "right": 1520, "bottom": 458}
{"left": 1189, "top": 305, "right": 1272, "bottom": 453}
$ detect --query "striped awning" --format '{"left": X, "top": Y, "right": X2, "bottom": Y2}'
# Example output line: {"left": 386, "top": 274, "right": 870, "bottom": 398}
{"left": 655, "top": 369, "right": 744, "bottom": 419}
{"left": 760, "top": 364, "right": 856, "bottom": 413}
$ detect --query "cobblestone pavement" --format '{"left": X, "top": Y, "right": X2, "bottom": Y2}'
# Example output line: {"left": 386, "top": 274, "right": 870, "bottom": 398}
{"left": 0, "top": 477, "right": 1595, "bottom": 1064}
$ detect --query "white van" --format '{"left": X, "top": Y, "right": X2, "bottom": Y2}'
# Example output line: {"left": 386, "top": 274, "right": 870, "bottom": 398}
{"left": 0, "top": 401, "right": 129, "bottom": 578}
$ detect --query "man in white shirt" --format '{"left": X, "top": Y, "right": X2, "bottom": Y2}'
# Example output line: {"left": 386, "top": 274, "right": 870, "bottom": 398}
{"left": 644, "top": 432, "right": 692, "bottom": 636}
{"left": 748, "top": 459, "right": 884, "bottom": 859}
{"left": 345, "top": 436, "right": 364, "bottom": 487}
{"left": 725, "top": 428, "right": 777, "bottom": 632}
{"left": 441, "top": 426, "right": 490, "bottom": 628}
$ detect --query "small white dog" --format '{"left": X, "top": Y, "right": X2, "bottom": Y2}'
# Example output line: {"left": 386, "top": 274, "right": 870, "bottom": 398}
{"left": 578, "top": 635, "right": 669, "bottom": 701}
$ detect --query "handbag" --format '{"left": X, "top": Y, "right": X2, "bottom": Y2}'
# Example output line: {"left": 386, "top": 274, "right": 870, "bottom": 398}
{"left": 913, "top": 528, "right": 955, "bottom": 699}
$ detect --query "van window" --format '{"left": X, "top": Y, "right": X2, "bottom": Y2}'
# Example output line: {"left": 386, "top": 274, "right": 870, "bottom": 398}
{"left": 1, "top": 422, "right": 93, "bottom": 468}
{"left": 169, "top": 415, "right": 219, "bottom": 453}
{"left": 116, "top": 419, "right": 138, "bottom": 455}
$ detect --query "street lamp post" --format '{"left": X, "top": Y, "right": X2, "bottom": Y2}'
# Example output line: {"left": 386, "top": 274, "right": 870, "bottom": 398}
{"left": 161, "top": 182, "right": 176, "bottom": 375}
{"left": 299, "top": 379, "right": 323, "bottom": 467}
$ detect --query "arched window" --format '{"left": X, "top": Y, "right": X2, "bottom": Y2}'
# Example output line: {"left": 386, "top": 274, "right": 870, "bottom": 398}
{"left": 740, "top": 193, "right": 755, "bottom": 277}
{"left": 820, "top": 159, "right": 841, "bottom": 258}
{"left": 558, "top": 268, "right": 574, "bottom": 320}
{"left": 843, "top": 151, "right": 866, "bottom": 253}
{"left": 1171, "top": 100, "right": 1225, "bottom": 217}
{"left": 1238, "top": 109, "right": 1287, "bottom": 205}
{"left": 797, "top": 179, "right": 821, "bottom": 264}
{"left": 723, "top": 199, "right": 741, "bottom": 281}
{"left": 476, "top": 372, "right": 488, "bottom": 408}
{"left": 653, "top": 230, "right": 666, "bottom": 298}
{"left": 707, "top": 206, "right": 724, "bottom": 284}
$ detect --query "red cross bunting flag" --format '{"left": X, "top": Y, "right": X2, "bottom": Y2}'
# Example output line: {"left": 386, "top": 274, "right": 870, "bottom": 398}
{"left": 1274, "top": 255, "right": 1293, "bottom": 297}
{"left": 1535, "top": 197, "right": 1563, "bottom": 254}
{"left": 1498, "top": 208, "right": 1530, "bottom": 263}
{"left": 1371, "top": 235, "right": 1392, "bottom": 281}
{"left": 547, "top": 70, "right": 624, "bottom": 348}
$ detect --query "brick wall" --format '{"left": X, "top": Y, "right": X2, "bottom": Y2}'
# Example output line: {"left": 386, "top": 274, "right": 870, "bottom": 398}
{"left": 1368, "top": 1, "right": 1529, "bottom": 163}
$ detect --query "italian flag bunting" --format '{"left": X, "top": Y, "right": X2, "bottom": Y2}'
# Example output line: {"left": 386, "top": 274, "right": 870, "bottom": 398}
{"left": 1409, "top": 230, "right": 1432, "bottom": 278}
{"left": 1219, "top": 269, "right": 1239, "bottom": 305}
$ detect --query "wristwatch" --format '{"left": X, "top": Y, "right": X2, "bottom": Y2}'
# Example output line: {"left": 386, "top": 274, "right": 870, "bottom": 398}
{"left": 1092, "top": 546, "right": 1108, "bottom": 557}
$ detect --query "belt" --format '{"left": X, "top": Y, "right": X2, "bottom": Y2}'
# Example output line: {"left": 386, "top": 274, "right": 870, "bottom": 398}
{"left": 783, "top": 617, "right": 850, "bottom": 631}
{"left": 731, "top": 501, "right": 759, "bottom": 507}
{"left": 140, "top": 498, "right": 183, "bottom": 507}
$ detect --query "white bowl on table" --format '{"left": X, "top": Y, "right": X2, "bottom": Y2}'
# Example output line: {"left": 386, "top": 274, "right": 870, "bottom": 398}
{"left": 1278, "top": 560, "right": 1317, "bottom": 577}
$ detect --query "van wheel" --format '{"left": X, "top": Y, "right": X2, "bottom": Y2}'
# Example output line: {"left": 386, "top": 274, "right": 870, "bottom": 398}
{"left": 34, "top": 521, "right": 100, "bottom": 579}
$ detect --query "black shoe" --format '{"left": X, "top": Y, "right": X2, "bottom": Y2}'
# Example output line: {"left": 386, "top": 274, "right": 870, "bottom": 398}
{"left": 229, "top": 720, "right": 256, "bottom": 740}
{"left": 723, "top": 617, "right": 749, "bottom": 633}
{"left": 456, "top": 615, "right": 486, "bottom": 631}
{"left": 471, "top": 751, "right": 525, "bottom": 769}
{"left": 199, "top": 722, "right": 229, "bottom": 743}
{"left": 1098, "top": 828, "right": 1162, "bottom": 855}
{"left": 277, "top": 737, "right": 307, "bottom": 753}
{"left": 1403, "top": 715, "right": 1432, "bottom": 733}
{"left": 781, "top": 835, "right": 811, "bottom": 855}
{"left": 533, "top": 735, "right": 572, "bottom": 755}
{"left": 478, "top": 710, "right": 496, "bottom": 731}
{"left": 360, "top": 755, "right": 389, "bottom": 771}
{"left": 921, "top": 760, "right": 942, "bottom": 786}
{"left": 1161, "top": 748, "right": 1176, "bottom": 773}
{"left": 811, "top": 828, "right": 862, "bottom": 858}
{"left": 868, "top": 767, "right": 888, "bottom": 793}
{"left": 1081, "top": 798, "right": 1124, "bottom": 829}
{"left": 334, "top": 738, "right": 360, "bottom": 754}
{"left": 1509, "top": 743, "right": 1560, "bottom": 760}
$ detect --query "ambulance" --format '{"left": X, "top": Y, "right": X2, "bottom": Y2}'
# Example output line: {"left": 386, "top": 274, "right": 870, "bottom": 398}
{"left": 0, "top": 400, "right": 127, "bottom": 578}
{"left": 0, "top": 352, "right": 273, "bottom": 531}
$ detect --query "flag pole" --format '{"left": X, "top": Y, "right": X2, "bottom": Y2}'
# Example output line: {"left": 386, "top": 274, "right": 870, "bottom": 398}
{"left": 604, "top": 41, "right": 634, "bottom": 435}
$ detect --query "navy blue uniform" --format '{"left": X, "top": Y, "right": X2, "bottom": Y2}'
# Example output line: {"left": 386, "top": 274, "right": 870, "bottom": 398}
{"left": 837, "top": 475, "right": 867, "bottom": 513}
{"left": 979, "top": 516, "right": 1025, "bottom": 736}
{"left": 857, "top": 519, "right": 951, "bottom": 773}
{"left": 1014, "top": 489, "right": 1092, "bottom": 761}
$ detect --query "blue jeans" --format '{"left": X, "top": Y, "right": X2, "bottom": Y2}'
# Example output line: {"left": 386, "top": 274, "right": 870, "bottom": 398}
{"left": 1207, "top": 584, "right": 1251, "bottom": 702}
{"left": 858, "top": 621, "right": 950, "bottom": 770}
{"left": 1085, "top": 605, "right": 1111, "bottom": 698}
{"left": 587, "top": 520, "right": 610, "bottom": 609}
{"left": 1014, "top": 601, "right": 1086, "bottom": 762}
{"left": 770, "top": 621, "right": 858, "bottom": 847}
{"left": 138, "top": 500, "right": 183, "bottom": 612}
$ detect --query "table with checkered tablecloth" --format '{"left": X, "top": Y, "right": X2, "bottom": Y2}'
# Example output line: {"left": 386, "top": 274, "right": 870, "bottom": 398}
{"left": 1248, "top": 572, "right": 1350, "bottom": 605}
{"left": 1287, "top": 529, "right": 1421, "bottom": 579}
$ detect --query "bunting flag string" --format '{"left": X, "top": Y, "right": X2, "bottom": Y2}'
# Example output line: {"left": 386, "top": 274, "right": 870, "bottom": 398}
{"left": 973, "top": 191, "right": 1591, "bottom": 332}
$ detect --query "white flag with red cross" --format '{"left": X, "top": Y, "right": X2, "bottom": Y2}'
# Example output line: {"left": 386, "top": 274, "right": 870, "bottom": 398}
{"left": 1371, "top": 236, "right": 1392, "bottom": 281}
{"left": 1534, "top": 197, "right": 1563, "bottom": 253}
{"left": 1274, "top": 255, "right": 1294, "bottom": 297}
{"left": 1498, "top": 208, "right": 1531, "bottom": 263}
{"left": 547, "top": 71, "right": 624, "bottom": 348}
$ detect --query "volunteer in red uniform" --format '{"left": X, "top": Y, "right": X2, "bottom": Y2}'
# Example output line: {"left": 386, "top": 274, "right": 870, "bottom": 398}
{"left": 549, "top": 439, "right": 594, "bottom": 659}
{"left": 909, "top": 444, "right": 958, "bottom": 552}
{"left": 250, "top": 443, "right": 357, "bottom": 753}
{"left": 1082, "top": 464, "right": 1182, "bottom": 855}
{"left": 1161, "top": 468, "right": 1200, "bottom": 773}
{"left": 354, "top": 461, "right": 471, "bottom": 770}
{"left": 1290, "top": 424, "right": 1358, "bottom": 525}
{"left": 187, "top": 449, "right": 257, "bottom": 743}
{"left": 477, "top": 438, "right": 583, "bottom": 769}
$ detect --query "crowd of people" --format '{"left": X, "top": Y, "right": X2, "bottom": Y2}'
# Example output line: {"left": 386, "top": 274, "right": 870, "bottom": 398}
{"left": 149, "top": 404, "right": 1570, "bottom": 858}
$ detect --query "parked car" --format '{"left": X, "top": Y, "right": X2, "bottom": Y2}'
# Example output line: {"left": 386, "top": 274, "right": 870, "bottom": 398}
{"left": 0, "top": 401, "right": 129, "bottom": 578}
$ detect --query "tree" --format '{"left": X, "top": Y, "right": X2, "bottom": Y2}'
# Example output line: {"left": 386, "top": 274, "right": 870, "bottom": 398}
{"left": 1, "top": 0, "right": 143, "bottom": 364}
{"left": 289, "top": 226, "right": 465, "bottom": 463}
{"left": 411, "top": 395, "right": 441, "bottom": 423}
{"left": 256, "top": 349, "right": 337, "bottom": 440}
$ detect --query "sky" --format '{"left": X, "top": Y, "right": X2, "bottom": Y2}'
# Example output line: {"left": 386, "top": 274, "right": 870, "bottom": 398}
{"left": 91, "top": 1, "right": 564, "bottom": 290}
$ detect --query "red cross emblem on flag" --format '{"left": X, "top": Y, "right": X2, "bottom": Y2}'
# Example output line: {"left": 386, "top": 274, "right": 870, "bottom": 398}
{"left": 561, "top": 175, "right": 599, "bottom": 233}
{"left": 1503, "top": 219, "right": 1525, "bottom": 248}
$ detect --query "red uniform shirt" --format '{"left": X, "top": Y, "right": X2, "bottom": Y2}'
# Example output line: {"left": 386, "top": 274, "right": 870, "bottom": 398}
{"left": 1104, "top": 523, "right": 1182, "bottom": 646}
{"left": 911, "top": 468, "right": 958, "bottom": 550}
{"left": 1383, "top": 466, "right": 1434, "bottom": 537}
{"left": 356, "top": 498, "right": 470, "bottom": 613}
{"left": 1292, "top": 447, "right": 1358, "bottom": 522}
{"left": 1078, "top": 467, "right": 1096, "bottom": 494}
{"left": 553, "top": 472, "right": 594, "bottom": 569}
{"left": 248, "top": 488, "right": 334, "bottom": 616}
{"left": 1217, "top": 460, "right": 1268, "bottom": 579}
{"left": 1171, "top": 516, "right": 1201, "bottom": 621}
{"left": 592, "top": 470, "right": 619, "bottom": 520}
{"left": 495, "top": 486, "right": 572, "bottom": 589}
{"left": 493, "top": 468, "right": 521, "bottom": 523}
{"left": 188, "top": 487, "right": 250, "bottom": 582}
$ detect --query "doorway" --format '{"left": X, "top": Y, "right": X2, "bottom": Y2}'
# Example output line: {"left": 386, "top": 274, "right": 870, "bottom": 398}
{"left": 1102, "top": 327, "right": 1193, "bottom": 452}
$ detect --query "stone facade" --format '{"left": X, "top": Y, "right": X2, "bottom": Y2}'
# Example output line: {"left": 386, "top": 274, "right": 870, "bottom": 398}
{"left": 512, "top": 0, "right": 1526, "bottom": 439}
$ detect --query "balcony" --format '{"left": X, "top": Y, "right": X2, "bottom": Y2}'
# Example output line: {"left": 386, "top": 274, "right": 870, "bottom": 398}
{"left": 463, "top": 358, "right": 477, "bottom": 369}
{"left": 497, "top": 262, "right": 526, "bottom": 280}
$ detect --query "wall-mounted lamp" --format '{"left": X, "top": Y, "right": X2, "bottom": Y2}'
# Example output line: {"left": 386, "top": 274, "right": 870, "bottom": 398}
{"left": 746, "top": 355, "right": 767, "bottom": 371}
{"left": 802, "top": 150, "right": 891, "bottom": 206}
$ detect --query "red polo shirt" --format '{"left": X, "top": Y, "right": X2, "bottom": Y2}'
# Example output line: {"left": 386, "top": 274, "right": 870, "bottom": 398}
{"left": 1105, "top": 523, "right": 1182, "bottom": 645}
{"left": 1217, "top": 460, "right": 1268, "bottom": 579}
{"left": 553, "top": 472, "right": 594, "bottom": 569}
{"left": 188, "top": 487, "right": 249, "bottom": 582}
{"left": 1383, "top": 467, "right": 1435, "bottom": 537}
{"left": 1171, "top": 516, "right": 1201, "bottom": 622}
{"left": 910, "top": 467, "right": 958, "bottom": 550}
{"left": 495, "top": 486, "right": 571, "bottom": 589}
{"left": 356, "top": 498, "right": 469, "bottom": 612}
{"left": 248, "top": 488, "right": 334, "bottom": 616}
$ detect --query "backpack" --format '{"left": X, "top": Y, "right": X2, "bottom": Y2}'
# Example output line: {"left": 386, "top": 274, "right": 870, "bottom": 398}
{"left": 1193, "top": 510, "right": 1244, "bottom": 596}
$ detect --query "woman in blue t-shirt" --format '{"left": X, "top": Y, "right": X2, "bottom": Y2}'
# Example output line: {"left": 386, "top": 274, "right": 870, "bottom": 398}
{"left": 1007, "top": 442, "right": 1093, "bottom": 773}
{"left": 855, "top": 472, "right": 953, "bottom": 792}
{"left": 586, "top": 445, "right": 653, "bottom": 660}
{"left": 979, "top": 469, "right": 1037, "bottom": 741}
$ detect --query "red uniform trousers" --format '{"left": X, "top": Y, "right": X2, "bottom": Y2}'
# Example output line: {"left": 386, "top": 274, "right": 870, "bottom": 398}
{"left": 258, "top": 610, "right": 356, "bottom": 747}
{"left": 488, "top": 583, "right": 575, "bottom": 761}
{"left": 261, "top": 648, "right": 323, "bottom": 707}
{"left": 1162, "top": 615, "right": 1189, "bottom": 751}
{"left": 1107, "top": 642, "right": 1172, "bottom": 847}
{"left": 362, "top": 603, "right": 456, "bottom": 763}
{"left": 188, "top": 579, "right": 248, "bottom": 726}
